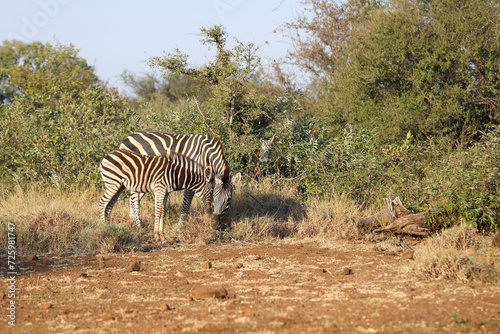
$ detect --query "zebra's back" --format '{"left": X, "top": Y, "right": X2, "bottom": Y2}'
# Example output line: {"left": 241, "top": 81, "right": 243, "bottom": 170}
{"left": 100, "top": 149, "right": 169, "bottom": 194}
{"left": 119, "top": 131, "right": 208, "bottom": 161}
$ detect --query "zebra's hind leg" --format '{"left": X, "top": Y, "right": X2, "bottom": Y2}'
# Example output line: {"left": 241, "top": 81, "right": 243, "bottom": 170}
{"left": 99, "top": 185, "right": 125, "bottom": 223}
{"left": 176, "top": 189, "right": 195, "bottom": 232}
{"left": 130, "top": 192, "right": 144, "bottom": 228}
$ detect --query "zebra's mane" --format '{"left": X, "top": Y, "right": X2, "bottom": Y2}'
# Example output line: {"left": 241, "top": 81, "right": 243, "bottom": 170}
{"left": 204, "top": 135, "right": 231, "bottom": 181}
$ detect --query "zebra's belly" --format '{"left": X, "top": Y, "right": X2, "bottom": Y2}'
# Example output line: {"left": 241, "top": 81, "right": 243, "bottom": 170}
{"left": 123, "top": 179, "right": 153, "bottom": 194}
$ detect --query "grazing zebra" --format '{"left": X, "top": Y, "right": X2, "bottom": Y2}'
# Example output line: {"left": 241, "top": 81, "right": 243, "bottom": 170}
{"left": 119, "top": 130, "right": 241, "bottom": 230}
{"left": 99, "top": 149, "right": 213, "bottom": 241}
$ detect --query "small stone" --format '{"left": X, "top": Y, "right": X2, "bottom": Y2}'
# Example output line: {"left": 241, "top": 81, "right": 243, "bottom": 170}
{"left": 191, "top": 285, "right": 228, "bottom": 300}
{"left": 307, "top": 277, "right": 317, "bottom": 282}
{"left": 0, "top": 293, "right": 5, "bottom": 300}
{"left": 234, "top": 263, "right": 244, "bottom": 269}
{"left": 340, "top": 268, "right": 353, "bottom": 275}
{"left": 492, "top": 232, "right": 500, "bottom": 249}
{"left": 79, "top": 273, "right": 88, "bottom": 278}
{"left": 126, "top": 261, "right": 141, "bottom": 272}
{"left": 39, "top": 303, "right": 52, "bottom": 310}
{"left": 27, "top": 255, "right": 39, "bottom": 261}
{"left": 187, "top": 296, "right": 195, "bottom": 302}
{"left": 202, "top": 261, "right": 212, "bottom": 269}
{"left": 401, "top": 250, "right": 415, "bottom": 260}
{"left": 96, "top": 255, "right": 105, "bottom": 261}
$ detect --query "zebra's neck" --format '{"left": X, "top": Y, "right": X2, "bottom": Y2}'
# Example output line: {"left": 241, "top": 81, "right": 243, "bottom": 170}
{"left": 203, "top": 136, "right": 231, "bottom": 181}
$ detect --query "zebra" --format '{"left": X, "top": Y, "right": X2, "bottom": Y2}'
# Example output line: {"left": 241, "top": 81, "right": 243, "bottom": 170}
{"left": 99, "top": 148, "right": 213, "bottom": 241}
{"left": 118, "top": 130, "right": 241, "bottom": 231}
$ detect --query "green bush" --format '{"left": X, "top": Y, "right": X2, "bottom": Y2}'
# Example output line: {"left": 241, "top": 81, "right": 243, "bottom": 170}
{"left": 0, "top": 41, "right": 136, "bottom": 188}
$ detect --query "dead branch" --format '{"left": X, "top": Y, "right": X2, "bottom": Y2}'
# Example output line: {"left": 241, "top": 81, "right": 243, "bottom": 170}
{"left": 358, "top": 197, "right": 431, "bottom": 237}
{"left": 373, "top": 212, "right": 431, "bottom": 237}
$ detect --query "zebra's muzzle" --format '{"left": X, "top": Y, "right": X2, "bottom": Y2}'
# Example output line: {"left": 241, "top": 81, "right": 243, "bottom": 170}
{"left": 211, "top": 214, "right": 221, "bottom": 230}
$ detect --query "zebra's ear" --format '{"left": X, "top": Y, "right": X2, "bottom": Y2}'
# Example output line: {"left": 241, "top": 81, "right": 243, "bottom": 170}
{"left": 204, "top": 166, "right": 213, "bottom": 182}
{"left": 232, "top": 172, "right": 242, "bottom": 189}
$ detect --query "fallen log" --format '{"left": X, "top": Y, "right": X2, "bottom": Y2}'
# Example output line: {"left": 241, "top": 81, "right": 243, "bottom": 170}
{"left": 373, "top": 212, "right": 431, "bottom": 237}
{"left": 358, "top": 197, "right": 431, "bottom": 237}
{"left": 358, "top": 197, "right": 396, "bottom": 233}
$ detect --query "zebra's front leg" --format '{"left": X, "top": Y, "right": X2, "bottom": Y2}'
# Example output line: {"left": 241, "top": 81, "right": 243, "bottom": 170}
{"left": 130, "top": 192, "right": 145, "bottom": 228}
{"left": 154, "top": 190, "right": 167, "bottom": 242}
{"left": 176, "top": 189, "right": 195, "bottom": 232}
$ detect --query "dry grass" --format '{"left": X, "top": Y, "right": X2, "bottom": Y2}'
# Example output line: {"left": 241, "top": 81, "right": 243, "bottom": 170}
{"left": 404, "top": 224, "right": 500, "bottom": 282}
{"left": 0, "top": 180, "right": 366, "bottom": 254}
{"left": 2, "top": 183, "right": 498, "bottom": 284}
{"left": 297, "top": 191, "right": 361, "bottom": 239}
{"left": 0, "top": 186, "right": 142, "bottom": 254}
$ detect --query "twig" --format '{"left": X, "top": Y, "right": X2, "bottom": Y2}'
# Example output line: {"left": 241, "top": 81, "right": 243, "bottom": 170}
{"left": 244, "top": 190, "right": 264, "bottom": 209}
{"left": 271, "top": 172, "right": 307, "bottom": 186}
{"left": 193, "top": 97, "right": 216, "bottom": 137}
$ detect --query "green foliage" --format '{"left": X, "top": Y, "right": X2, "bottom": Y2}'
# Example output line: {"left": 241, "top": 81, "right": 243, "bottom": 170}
{"left": 1, "top": 13, "right": 499, "bottom": 237}
{"left": 142, "top": 25, "right": 296, "bottom": 174}
{"left": 121, "top": 70, "right": 203, "bottom": 103}
{"left": 420, "top": 128, "right": 500, "bottom": 231}
{"left": 347, "top": 0, "right": 500, "bottom": 143}
{"left": 287, "top": 0, "right": 500, "bottom": 144}
{"left": 133, "top": 22, "right": 500, "bottom": 231}
{"left": 0, "top": 41, "right": 135, "bottom": 188}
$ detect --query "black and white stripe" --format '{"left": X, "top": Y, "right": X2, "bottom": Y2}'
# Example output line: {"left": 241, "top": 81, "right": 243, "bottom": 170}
{"left": 99, "top": 149, "right": 212, "bottom": 241}
{"left": 119, "top": 130, "right": 240, "bottom": 230}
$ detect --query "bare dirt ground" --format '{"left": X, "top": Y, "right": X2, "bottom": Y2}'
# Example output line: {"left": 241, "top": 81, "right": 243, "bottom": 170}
{"left": 2, "top": 239, "right": 499, "bottom": 333}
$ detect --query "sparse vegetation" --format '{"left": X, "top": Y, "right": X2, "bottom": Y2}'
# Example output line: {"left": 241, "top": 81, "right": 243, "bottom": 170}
{"left": 0, "top": 180, "right": 365, "bottom": 254}
{"left": 405, "top": 225, "right": 500, "bottom": 282}
{"left": 1, "top": 0, "right": 499, "bottom": 284}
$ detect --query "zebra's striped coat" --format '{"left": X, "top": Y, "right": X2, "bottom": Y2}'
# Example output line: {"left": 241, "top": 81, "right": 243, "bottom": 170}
{"left": 99, "top": 149, "right": 212, "bottom": 241}
{"left": 119, "top": 130, "right": 240, "bottom": 230}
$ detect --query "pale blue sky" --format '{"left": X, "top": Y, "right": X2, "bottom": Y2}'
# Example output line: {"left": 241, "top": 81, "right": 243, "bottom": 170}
{"left": 1, "top": 0, "right": 306, "bottom": 92}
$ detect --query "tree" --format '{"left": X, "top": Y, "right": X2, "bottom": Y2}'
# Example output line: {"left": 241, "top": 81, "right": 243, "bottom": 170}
{"left": 280, "top": 0, "right": 381, "bottom": 79}
{"left": 146, "top": 25, "right": 271, "bottom": 141}
{"left": 145, "top": 25, "right": 298, "bottom": 176}
{"left": 0, "top": 40, "right": 99, "bottom": 104}
{"left": 121, "top": 69, "right": 202, "bottom": 103}
{"left": 284, "top": 0, "right": 500, "bottom": 144}
{"left": 0, "top": 41, "right": 134, "bottom": 187}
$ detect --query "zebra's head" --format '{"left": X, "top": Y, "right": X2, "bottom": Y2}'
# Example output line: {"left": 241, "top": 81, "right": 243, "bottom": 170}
{"left": 212, "top": 171, "right": 241, "bottom": 226}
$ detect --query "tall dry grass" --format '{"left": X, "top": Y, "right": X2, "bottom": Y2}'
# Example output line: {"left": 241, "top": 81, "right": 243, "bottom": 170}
{"left": 0, "top": 180, "right": 367, "bottom": 254}
{"left": 2, "top": 182, "right": 498, "bottom": 283}
{"left": 0, "top": 186, "right": 141, "bottom": 254}
{"left": 403, "top": 224, "right": 500, "bottom": 282}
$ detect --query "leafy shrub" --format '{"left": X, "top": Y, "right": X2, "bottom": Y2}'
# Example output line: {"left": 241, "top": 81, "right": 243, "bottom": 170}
{"left": 0, "top": 41, "right": 136, "bottom": 189}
